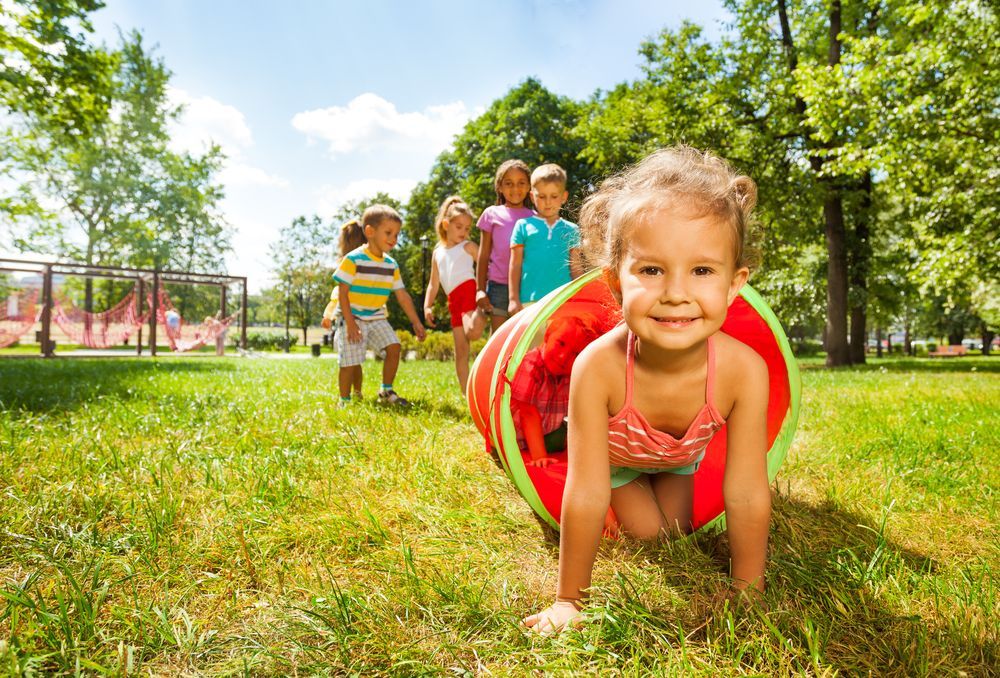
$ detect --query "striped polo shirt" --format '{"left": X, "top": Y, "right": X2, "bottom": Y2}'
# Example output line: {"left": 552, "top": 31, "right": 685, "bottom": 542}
{"left": 332, "top": 245, "right": 404, "bottom": 320}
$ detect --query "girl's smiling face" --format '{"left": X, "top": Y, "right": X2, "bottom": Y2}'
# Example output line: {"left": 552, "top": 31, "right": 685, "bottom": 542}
{"left": 444, "top": 213, "right": 472, "bottom": 246}
{"left": 499, "top": 169, "right": 530, "bottom": 207}
{"left": 612, "top": 204, "right": 748, "bottom": 354}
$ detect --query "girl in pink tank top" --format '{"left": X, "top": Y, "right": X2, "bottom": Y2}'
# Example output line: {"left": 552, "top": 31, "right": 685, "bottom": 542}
{"left": 524, "top": 147, "right": 772, "bottom": 635}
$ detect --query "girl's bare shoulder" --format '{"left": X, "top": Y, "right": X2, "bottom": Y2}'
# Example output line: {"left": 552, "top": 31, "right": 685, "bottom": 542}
{"left": 572, "top": 324, "right": 627, "bottom": 385}
{"left": 712, "top": 332, "right": 769, "bottom": 397}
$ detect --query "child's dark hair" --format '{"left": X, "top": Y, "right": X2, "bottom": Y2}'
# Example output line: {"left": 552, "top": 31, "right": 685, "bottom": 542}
{"left": 362, "top": 204, "right": 403, "bottom": 229}
{"left": 579, "top": 146, "right": 761, "bottom": 274}
{"left": 338, "top": 219, "right": 367, "bottom": 256}
{"left": 493, "top": 159, "right": 532, "bottom": 206}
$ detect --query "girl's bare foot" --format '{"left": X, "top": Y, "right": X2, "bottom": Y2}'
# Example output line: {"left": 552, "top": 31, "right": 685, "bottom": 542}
{"left": 521, "top": 600, "right": 583, "bottom": 635}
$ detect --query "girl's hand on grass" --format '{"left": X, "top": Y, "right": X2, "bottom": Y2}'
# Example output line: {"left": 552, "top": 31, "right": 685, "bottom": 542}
{"left": 522, "top": 601, "right": 583, "bottom": 635}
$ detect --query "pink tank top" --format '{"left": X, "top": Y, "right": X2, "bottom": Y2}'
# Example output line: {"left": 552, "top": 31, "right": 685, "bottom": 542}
{"left": 607, "top": 332, "right": 724, "bottom": 469}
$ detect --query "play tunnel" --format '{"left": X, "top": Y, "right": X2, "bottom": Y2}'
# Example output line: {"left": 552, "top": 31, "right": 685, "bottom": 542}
{"left": 467, "top": 268, "right": 800, "bottom": 533}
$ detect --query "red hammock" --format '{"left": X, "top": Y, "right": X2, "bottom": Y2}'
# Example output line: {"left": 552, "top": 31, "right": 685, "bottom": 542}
{"left": 156, "top": 288, "right": 234, "bottom": 352}
{"left": 53, "top": 286, "right": 149, "bottom": 348}
{"left": 0, "top": 289, "right": 41, "bottom": 348}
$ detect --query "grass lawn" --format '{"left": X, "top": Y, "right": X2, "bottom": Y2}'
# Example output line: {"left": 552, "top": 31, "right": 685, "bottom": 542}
{"left": 0, "top": 355, "right": 996, "bottom": 675}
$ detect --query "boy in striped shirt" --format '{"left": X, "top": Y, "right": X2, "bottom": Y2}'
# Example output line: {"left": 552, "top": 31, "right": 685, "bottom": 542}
{"left": 333, "top": 205, "right": 426, "bottom": 406}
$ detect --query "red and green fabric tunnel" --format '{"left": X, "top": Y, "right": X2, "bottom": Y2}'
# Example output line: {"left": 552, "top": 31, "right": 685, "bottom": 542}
{"left": 467, "top": 269, "right": 801, "bottom": 534}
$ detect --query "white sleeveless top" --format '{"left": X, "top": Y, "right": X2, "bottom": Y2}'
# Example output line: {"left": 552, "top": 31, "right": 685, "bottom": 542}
{"left": 434, "top": 241, "right": 475, "bottom": 294}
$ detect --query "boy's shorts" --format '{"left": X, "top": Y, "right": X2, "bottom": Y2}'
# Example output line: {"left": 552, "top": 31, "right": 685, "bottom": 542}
{"left": 335, "top": 317, "right": 399, "bottom": 367}
{"left": 609, "top": 452, "right": 705, "bottom": 489}
{"left": 447, "top": 279, "right": 477, "bottom": 328}
{"left": 485, "top": 280, "right": 509, "bottom": 318}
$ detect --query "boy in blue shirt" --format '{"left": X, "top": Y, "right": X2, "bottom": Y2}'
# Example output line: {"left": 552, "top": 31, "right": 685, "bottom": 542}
{"left": 508, "top": 164, "right": 583, "bottom": 315}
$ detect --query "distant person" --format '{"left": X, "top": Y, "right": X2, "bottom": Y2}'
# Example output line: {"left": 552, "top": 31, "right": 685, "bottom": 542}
{"left": 523, "top": 147, "right": 770, "bottom": 635}
{"left": 332, "top": 205, "right": 426, "bottom": 407}
{"left": 508, "top": 163, "right": 583, "bottom": 315}
{"left": 164, "top": 308, "right": 181, "bottom": 334}
{"left": 475, "top": 159, "right": 534, "bottom": 332}
{"left": 323, "top": 218, "right": 367, "bottom": 399}
{"left": 212, "top": 311, "right": 227, "bottom": 356}
{"left": 422, "top": 196, "right": 487, "bottom": 392}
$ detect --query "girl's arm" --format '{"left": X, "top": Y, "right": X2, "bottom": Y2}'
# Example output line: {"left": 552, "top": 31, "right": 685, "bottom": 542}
{"left": 475, "top": 231, "right": 493, "bottom": 314}
{"left": 722, "top": 352, "right": 771, "bottom": 592}
{"left": 393, "top": 288, "right": 426, "bottom": 341}
{"left": 523, "top": 347, "right": 611, "bottom": 633}
{"left": 423, "top": 254, "right": 441, "bottom": 328}
{"left": 508, "top": 246, "right": 524, "bottom": 314}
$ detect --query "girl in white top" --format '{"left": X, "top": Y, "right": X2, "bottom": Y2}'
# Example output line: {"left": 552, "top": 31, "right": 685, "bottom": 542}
{"left": 424, "top": 196, "right": 487, "bottom": 391}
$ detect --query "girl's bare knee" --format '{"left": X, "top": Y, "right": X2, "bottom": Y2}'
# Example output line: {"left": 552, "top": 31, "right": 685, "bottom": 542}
{"left": 621, "top": 517, "right": 667, "bottom": 541}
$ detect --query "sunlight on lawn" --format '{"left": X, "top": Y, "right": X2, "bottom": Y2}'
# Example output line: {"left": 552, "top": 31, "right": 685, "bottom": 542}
{"left": 0, "top": 357, "right": 996, "bottom": 675}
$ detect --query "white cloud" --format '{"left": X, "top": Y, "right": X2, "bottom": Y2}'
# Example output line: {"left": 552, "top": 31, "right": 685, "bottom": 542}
{"left": 166, "top": 87, "right": 289, "bottom": 190}
{"left": 219, "top": 163, "right": 289, "bottom": 189}
{"left": 316, "top": 178, "right": 419, "bottom": 216}
{"left": 167, "top": 86, "right": 252, "bottom": 155}
{"left": 292, "top": 93, "right": 471, "bottom": 157}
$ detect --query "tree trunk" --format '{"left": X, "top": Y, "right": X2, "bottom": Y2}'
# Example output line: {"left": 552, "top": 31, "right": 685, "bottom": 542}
{"left": 848, "top": 172, "right": 872, "bottom": 364}
{"left": 886, "top": 331, "right": 892, "bottom": 355}
{"left": 824, "top": 186, "right": 851, "bottom": 367}
{"left": 875, "top": 327, "right": 883, "bottom": 358}
{"left": 779, "top": 0, "right": 851, "bottom": 367}
{"left": 982, "top": 327, "right": 994, "bottom": 356}
{"left": 904, "top": 316, "right": 913, "bottom": 355}
{"left": 947, "top": 331, "right": 963, "bottom": 346}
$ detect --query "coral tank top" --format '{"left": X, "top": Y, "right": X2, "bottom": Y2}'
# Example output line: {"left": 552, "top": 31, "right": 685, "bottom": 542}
{"left": 607, "top": 332, "right": 724, "bottom": 469}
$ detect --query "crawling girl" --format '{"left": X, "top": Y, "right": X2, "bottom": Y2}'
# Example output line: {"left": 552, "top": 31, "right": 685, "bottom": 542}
{"left": 523, "top": 146, "right": 771, "bottom": 634}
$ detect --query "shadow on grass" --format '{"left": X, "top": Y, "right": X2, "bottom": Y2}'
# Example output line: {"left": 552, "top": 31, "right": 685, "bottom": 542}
{"left": 0, "top": 357, "right": 235, "bottom": 413}
{"left": 666, "top": 493, "right": 990, "bottom": 674}
{"left": 511, "top": 477, "right": 993, "bottom": 672}
{"left": 420, "top": 400, "right": 471, "bottom": 422}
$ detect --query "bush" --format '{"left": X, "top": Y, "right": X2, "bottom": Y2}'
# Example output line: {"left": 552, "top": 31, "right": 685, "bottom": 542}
{"left": 792, "top": 338, "right": 823, "bottom": 357}
{"left": 396, "top": 329, "right": 419, "bottom": 360}
{"left": 396, "top": 330, "right": 488, "bottom": 361}
{"left": 470, "top": 337, "right": 487, "bottom": 359}
{"left": 420, "top": 331, "right": 455, "bottom": 361}
{"left": 238, "top": 331, "right": 298, "bottom": 351}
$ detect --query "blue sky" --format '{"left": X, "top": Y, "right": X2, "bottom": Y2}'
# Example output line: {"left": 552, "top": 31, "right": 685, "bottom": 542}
{"left": 86, "top": 0, "right": 729, "bottom": 292}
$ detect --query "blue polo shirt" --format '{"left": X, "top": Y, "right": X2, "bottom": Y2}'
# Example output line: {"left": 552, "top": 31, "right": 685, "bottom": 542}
{"left": 510, "top": 216, "right": 581, "bottom": 302}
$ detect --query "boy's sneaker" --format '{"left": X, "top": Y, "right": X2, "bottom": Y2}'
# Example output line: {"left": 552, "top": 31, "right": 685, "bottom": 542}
{"left": 377, "top": 389, "right": 410, "bottom": 407}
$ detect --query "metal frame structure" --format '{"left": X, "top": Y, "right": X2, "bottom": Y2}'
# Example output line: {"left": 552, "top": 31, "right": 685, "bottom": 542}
{"left": 0, "top": 258, "right": 248, "bottom": 357}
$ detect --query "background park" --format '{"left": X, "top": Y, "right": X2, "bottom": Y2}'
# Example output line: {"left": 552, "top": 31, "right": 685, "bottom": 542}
{"left": 0, "top": 0, "right": 997, "bottom": 675}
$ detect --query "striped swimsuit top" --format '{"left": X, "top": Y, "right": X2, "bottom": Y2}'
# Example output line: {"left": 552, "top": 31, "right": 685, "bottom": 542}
{"left": 607, "top": 332, "right": 724, "bottom": 469}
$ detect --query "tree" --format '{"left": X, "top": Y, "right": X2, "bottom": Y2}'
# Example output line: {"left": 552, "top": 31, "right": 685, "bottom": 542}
{"left": 406, "top": 78, "right": 592, "bottom": 245}
{"left": 2, "top": 27, "right": 232, "bottom": 314}
{"left": 0, "top": 0, "right": 115, "bottom": 134}
{"left": 270, "top": 215, "right": 335, "bottom": 346}
{"left": 572, "top": 0, "right": 996, "bottom": 367}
